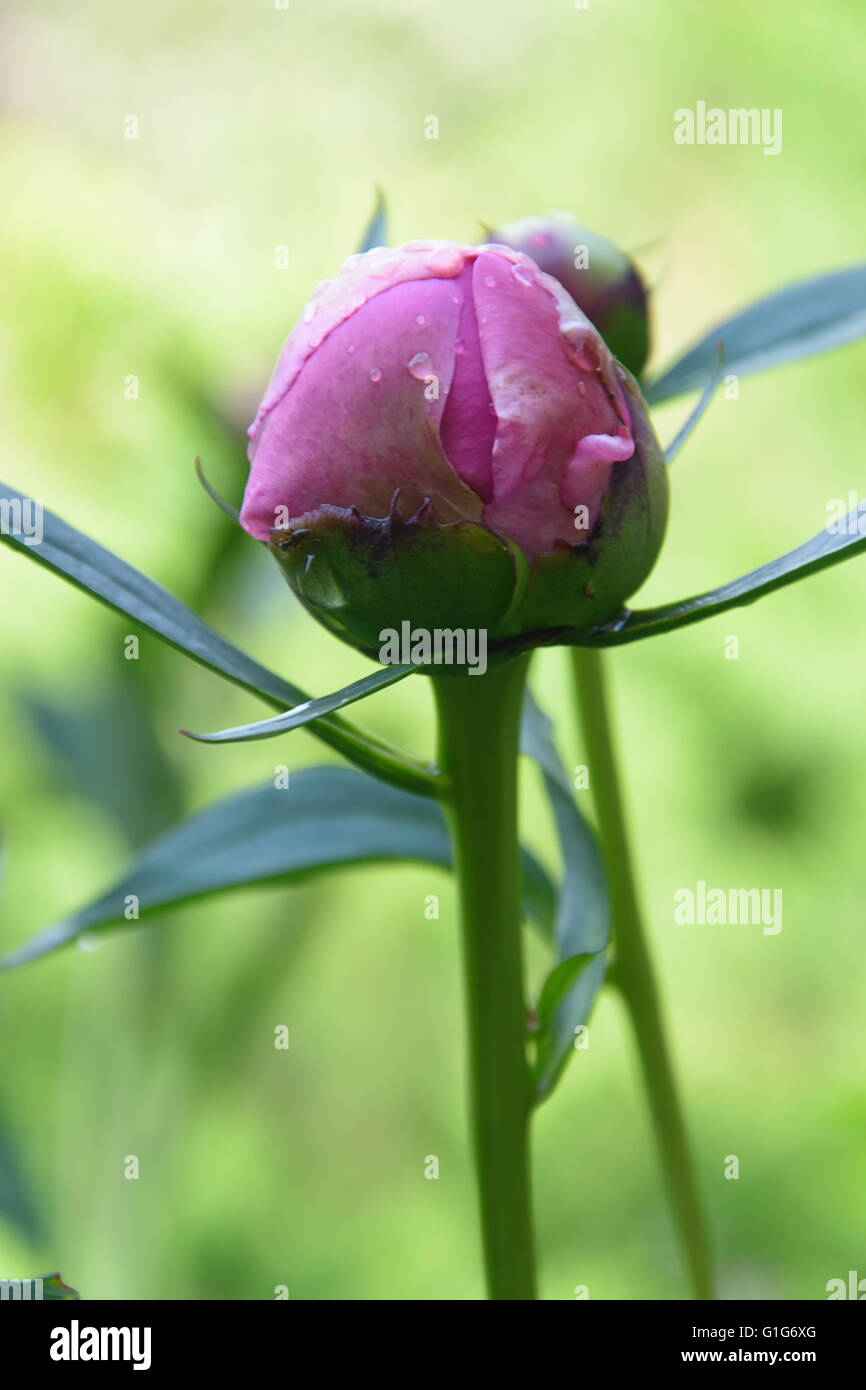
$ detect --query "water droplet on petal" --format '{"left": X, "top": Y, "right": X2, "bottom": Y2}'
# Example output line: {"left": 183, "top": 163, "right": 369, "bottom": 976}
{"left": 510, "top": 263, "right": 534, "bottom": 286}
{"left": 484, "top": 275, "right": 496, "bottom": 288}
{"left": 347, "top": 344, "right": 356, "bottom": 355}
{"left": 574, "top": 345, "right": 597, "bottom": 373}
{"left": 407, "top": 352, "right": 432, "bottom": 380}
{"left": 615, "top": 364, "right": 627, "bottom": 380}
{"left": 577, "top": 380, "right": 587, "bottom": 396}
{"left": 341, "top": 254, "right": 364, "bottom": 273}
{"left": 301, "top": 302, "right": 318, "bottom": 324}
{"left": 454, "top": 338, "right": 466, "bottom": 355}
{"left": 415, "top": 314, "right": 426, "bottom": 326}
{"left": 369, "top": 367, "right": 382, "bottom": 382}
{"left": 424, "top": 245, "right": 465, "bottom": 275}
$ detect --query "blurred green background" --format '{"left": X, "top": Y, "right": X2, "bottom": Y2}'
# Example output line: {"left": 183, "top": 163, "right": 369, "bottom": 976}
{"left": 1, "top": 0, "right": 865, "bottom": 1300}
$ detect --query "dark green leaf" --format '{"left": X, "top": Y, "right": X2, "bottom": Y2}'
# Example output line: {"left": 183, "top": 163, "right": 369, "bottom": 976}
{"left": 41, "top": 1274, "right": 80, "bottom": 1300}
{"left": 534, "top": 954, "right": 606, "bottom": 1098}
{"left": 194, "top": 455, "right": 240, "bottom": 521}
{"left": 358, "top": 189, "right": 387, "bottom": 253}
{"left": 21, "top": 667, "right": 183, "bottom": 847}
{"left": 0, "top": 1112, "right": 42, "bottom": 1241}
{"left": 181, "top": 665, "right": 414, "bottom": 743}
{"left": 521, "top": 693, "right": 609, "bottom": 1101}
{"left": 0, "top": 485, "right": 306, "bottom": 704}
{"left": 0, "top": 483, "right": 440, "bottom": 796}
{"left": 581, "top": 502, "right": 866, "bottom": 647}
{"left": 0, "top": 1273, "right": 78, "bottom": 1300}
{"left": 0, "top": 767, "right": 554, "bottom": 969}
{"left": 663, "top": 345, "right": 723, "bottom": 464}
{"left": 646, "top": 264, "right": 866, "bottom": 404}
{"left": 535, "top": 953, "right": 594, "bottom": 1033}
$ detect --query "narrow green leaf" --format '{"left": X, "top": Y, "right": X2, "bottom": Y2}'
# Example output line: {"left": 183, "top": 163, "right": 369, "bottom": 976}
{"left": 0, "top": 1274, "right": 79, "bottom": 1299}
{"left": 663, "top": 344, "right": 723, "bottom": 464}
{"left": 194, "top": 455, "right": 240, "bottom": 521}
{"left": 536, "top": 953, "right": 606, "bottom": 1094}
{"left": 181, "top": 665, "right": 414, "bottom": 743}
{"left": 521, "top": 693, "right": 609, "bottom": 960}
{"left": 535, "top": 953, "right": 594, "bottom": 1033}
{"left": 21, "top": 667, "right": 183, "bottom": 847}
{"left": 0, "top": 1111, "right": 42, "bottom": 1241}
{"left": 521, "top": 692, "right": 609, "bottom": 1102}
{"left": 0, "top": 485, "right": 306, "bottom": 704}
{"left": 41, "top": 1274, "right": 80, "bottom": 1300}
{"left": 358, "top": 189, "right": 387, "bottom": 253}
{"left": 580, "top": 502, "right": 866, "bottom": 647}
{"left": 0, "top": 483, "right": 440, "bottom": 796}
{"left": 0, "top": 767, "right": 555, "bottom": 969}
{"left": 646, "top": 264, "right": 866, "bottom": 404}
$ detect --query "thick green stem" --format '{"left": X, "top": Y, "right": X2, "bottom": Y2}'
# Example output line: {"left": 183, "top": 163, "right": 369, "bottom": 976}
{"left": 432, "top": 655, "right": 537, "bottom": 1300}
{"left": 570, "top": 647, "right": 714, "bottom": 1301}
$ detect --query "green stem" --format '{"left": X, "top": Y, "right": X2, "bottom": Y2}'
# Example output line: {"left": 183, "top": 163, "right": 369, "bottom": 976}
{"left": 570, "top": 647, "right": 714, "bottom": 1300}
{"left": 432, "top": 655, "right": 537, "bottom": 1300}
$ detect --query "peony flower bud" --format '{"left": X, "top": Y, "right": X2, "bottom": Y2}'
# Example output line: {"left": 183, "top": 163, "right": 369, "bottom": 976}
{"left": 240, "top": 239, "right": 667, "bottom": 662}
{"left": 488, "top": 213, "right": 650, "bottom": 377}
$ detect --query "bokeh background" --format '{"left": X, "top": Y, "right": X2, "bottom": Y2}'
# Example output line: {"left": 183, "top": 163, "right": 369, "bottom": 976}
{"left": 1, "top": 0, "right": 864, "bottom": 1300}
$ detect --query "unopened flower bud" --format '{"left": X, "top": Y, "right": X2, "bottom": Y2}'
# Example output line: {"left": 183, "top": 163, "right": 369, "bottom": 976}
{"left": 240, "top": 239, "right": 667, "bottom": 661}
{"left": 489, "top": 213, "right": 650, "bottom": 376}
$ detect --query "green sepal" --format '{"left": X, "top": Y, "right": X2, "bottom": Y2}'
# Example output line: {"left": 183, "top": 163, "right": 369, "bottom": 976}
{"left": 269, "top": 496, "right": 526, "bottom": 666}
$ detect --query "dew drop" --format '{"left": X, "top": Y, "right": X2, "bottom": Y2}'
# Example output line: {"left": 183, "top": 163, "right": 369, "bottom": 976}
{"left": 425, "top": 245, "right": 465, "bottom": 275}
{"left": 577, "top": 380, "right": 587, "bottom": 396}
{"left": 484, "top": 275, "right": 496, "bottom": 288}
{"left": 415, "top": 314, "right": 426, "bottom": 326}
{"left": 301, "top": 302, "right": 318, "bottom": 324}
{"left": 369, "top": 367, "right": 382, "bottom": 382}
{"left": 510, "top": 263, "right": 534, "bottom": 286}
{"left": 454, "top": 338, "right": 466, "bottom": 355}
{"left": 407, "top": 351, "right": 432, "bottom": 380}
{"left": 368, "top": 258, "right": 396, "bottom": 280}
{"left": 347, "top": 344, "right": 356, "bottom": 355}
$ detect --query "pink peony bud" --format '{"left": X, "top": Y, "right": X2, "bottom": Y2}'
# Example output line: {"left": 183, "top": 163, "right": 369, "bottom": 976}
{"left": 489, "top": 214, "right": 650, "bottom": 376}
{"left": 240, "top": 239, "right": 667, "bottom": 656}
